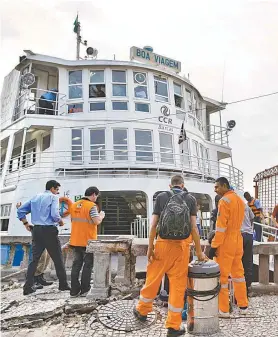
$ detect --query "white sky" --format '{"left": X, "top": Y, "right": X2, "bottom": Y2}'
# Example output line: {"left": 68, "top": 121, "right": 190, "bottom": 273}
{"left": 1, "top": 0, "right": 278, "bottom": 193}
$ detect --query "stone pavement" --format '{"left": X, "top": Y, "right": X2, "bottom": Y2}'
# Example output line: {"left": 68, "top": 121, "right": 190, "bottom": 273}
{"left": 1, "top": 282, "right": 278, "bottom": 337}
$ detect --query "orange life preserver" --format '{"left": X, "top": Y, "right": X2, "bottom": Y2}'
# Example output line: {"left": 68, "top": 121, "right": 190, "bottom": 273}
{"left": 59, "top": 197, "right": 73, "bottom": 218}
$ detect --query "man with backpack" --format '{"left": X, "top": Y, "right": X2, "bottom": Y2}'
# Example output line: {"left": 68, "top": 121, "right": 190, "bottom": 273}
{"left": 133, "top": 175, "right": 206, "bottom": 337}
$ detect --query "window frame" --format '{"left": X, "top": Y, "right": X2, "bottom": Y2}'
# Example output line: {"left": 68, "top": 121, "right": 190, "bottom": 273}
{"left": 0, "top": 203, "right": 11, "bottom": 232}
{"left": 192, "top": 140, "right": 201, "bottom": 169}
{"left": 159, "top": 132, "right": 174, "bottom": 164}
{"left": 112, "top": 101, "right": 128, "bottom": 111}
{"left": 112, "top": 70, "right": 127, "bottom": 98}
{"left": 71, "top": 128, "right": 83, "bottom": 163}
{"left": 134, "top": 129, "right": 153, "bottom": 162}
{"left": 42, "top": 133, "right": 51, "bottom": 152}
{"left": 173, "top": 82, "right": 184, "bottom": 109}
{"left": 89, "top": 128, "right": 106, "bottom": 162}
{"left": 180, "top": 138, "right": 191, "bottom": 168}
{"left": 89, "top": 101, "right": 106, "bottom": 112}
{"left": 154, "top": 75, "right": 169, "bottom": 102}
{"left": 133, "top": 71, "right": 149, "bottom": 100}
{"left": 135, "top": 102, "right": 150, "bottom": 113}
{"left": 89, "top": 70, "right": 106, "bottom": 99}
{"left": 113, "top": 128, "right": 128, "bottom": 161}
{"left": 68, "top": 70, "right": 83, "bottom": 100}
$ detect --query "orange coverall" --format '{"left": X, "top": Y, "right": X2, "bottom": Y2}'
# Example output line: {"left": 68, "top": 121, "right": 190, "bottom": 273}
{"left": 211, "top": 190, "right": 248, "bottom": 312}
{"left": 136, "top": 238, "right": 191, "bottom": 330}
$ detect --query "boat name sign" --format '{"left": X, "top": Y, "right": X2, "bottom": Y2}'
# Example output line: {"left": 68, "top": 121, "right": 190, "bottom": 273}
{"left": 130, "top": 46, "right": 181, "bottom": 73}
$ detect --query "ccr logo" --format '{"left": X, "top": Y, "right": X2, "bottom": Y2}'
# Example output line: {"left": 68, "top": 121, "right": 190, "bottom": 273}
{"left": 159, "top": 105, "right": 172, "bottom": 124}
{"left": 160, "top": 105, "right": 170, "bottom": 116}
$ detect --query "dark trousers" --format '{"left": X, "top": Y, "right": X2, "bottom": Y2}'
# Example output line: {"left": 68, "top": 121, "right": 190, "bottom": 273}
{"left": 24, "top": 226, "right": 67, "bottom": 289}
{"left": 242, "top": 232, "right": 253, "bottom": 288}
{"left": 254, "top": 217, "right": 262, "bottom": 241}
{"left": 39, "top": 98, "right": 54, "bottom": 115}
{"left": 71, "top": 246, "right": 94, "bottom": 293}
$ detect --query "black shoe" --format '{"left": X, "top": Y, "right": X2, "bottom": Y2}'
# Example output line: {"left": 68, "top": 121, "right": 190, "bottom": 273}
{"left": 23, "top": 286, "right": 36, "bottom": 296}
{"left": 34, "top": 283, "right": 43, "bottom": 290}
{"left": 59, "top": 284, "right": 71, "bottom": 291}
{"left": 70, "top": 290, "right": 81, "bottom": 297}
{"left": 133, "top": 306, "right": 147, "bottom": 322}
{"left": 37, "top": 274, "right": 53, "bottom": 286}
{"left": 167, "top": 327, "right": 186, "bottom": 337}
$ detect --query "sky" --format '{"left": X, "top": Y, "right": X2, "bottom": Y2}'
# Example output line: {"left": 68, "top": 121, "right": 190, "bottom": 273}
{"left": 1, "top": 0, "right": 278, "bottom": 193}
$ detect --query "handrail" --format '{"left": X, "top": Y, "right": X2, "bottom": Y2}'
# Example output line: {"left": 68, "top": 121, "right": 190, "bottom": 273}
{"left": 253, "top": 221, "right": 278, "bottom": 242}
{"left": 3, "top": 149, "right": 244, "bottom": 189}
{"left": 12, "top": 88, "right": 67, "bottom": 122}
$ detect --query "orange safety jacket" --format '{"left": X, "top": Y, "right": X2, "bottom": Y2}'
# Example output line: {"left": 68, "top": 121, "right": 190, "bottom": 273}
{"left": 211, "top": 190, "right": 245, "bottom": 248}
{"left": 69, "top": 198, "right": 97, "bottom": 247}
{"left": 248, "top": 199, "right": 262, "bottom": 218}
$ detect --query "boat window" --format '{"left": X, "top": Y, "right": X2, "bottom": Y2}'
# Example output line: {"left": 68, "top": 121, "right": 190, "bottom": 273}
{"left": 174, "top": 82, "right": 184, "bottom": 109}
{"left": 68, "top": 103, "right": 83, "bottom": 113}
{"left": 90, "top": 102, "right": 106, "bottom": 111}
{"left": 134, "top": 72, "right": 148, "bottom": 99}
{"left": 186, "top": 89, "right": 192, "bottom": 112}
{"left": 112, "top": 101, "right": 128, "bottom": 111}
{"left": 113, "top": 129, "right": 128, "bottom": 161}
{"left": 135, "top": 130, "right": 153, "bottom": 162}
{"left": 205, "top": 148, "right": 210, "bottom": 174}
{"left": 68, "top": 70, "right": 83, "bottom": 99}
{"left": 154, "top": 76, "right": 169, "bottom": 102}
{"left": 135, "top": 103, "right": 150, "bottom": 113}
{"left": 89, "top": 70, "right": 106, "bottom": 98}
{"left": 192, "top": 140, "right": 201, "bottom": 169}
{"left": 71, "top": 129, "right": 83, "bottom": 162}
{"left": 180, "top": 138, "right": 190, "bottom": 168}
{"left": 0, "top": 204, "right": 11, "bottom": 232}
{"left": 90, "top": 129, "right": 106, "bottom": 161}
{"left": 159, "top": 133, "right": 174, "bottom": 163}
{"left": 112, "top": 70, "right": 127, "bottom": 97}
{"left": 22, "top": 139, "right": 37, "bottom": 168}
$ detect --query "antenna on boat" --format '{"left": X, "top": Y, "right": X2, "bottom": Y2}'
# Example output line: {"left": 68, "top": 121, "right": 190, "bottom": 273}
{"left": 74, "top": 13, "right": 87, "bottom": 60}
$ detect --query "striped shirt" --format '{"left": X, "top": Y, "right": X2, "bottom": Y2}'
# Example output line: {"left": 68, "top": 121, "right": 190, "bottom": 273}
{"left": 89, "top": 206, "right": 99, "bottom": 219}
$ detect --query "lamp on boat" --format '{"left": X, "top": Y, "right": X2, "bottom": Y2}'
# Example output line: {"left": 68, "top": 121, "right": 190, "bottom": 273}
{"left": 226, "top": 120, "right": 236, "bottom": 131}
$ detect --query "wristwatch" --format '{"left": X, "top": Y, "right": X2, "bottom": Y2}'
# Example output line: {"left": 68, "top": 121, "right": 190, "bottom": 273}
{"left": 23, "top": 221, "right": 28, "bottom": 225}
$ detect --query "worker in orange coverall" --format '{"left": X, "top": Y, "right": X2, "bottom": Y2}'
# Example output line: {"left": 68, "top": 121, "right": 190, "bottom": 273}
{"left": 208, "top": 177, "right": 248, "bottom": 317}
{"left": 133, "top": 175, "right": 206, "bottom": 337}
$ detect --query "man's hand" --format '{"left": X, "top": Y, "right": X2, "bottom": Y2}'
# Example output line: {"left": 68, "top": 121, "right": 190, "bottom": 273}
{"left": 16, "top": 202, "right": 22, "bottom": 209}
{"left": 24, "top": 223, "right": 32, "bottom": 232}
{"left": 208, "top": 247, "right": 217, "bottom": 260}
{"left": 147, "top": 247, "right": 155, "bottom": 263}
{"left": 100, "top": 211, "right": 105, "bottom": 219}
{"left": 58, "top": 220, "right": 64, "bottom": 227}
{"left": 196, "top": 251, "right": 208, "bottom": 261}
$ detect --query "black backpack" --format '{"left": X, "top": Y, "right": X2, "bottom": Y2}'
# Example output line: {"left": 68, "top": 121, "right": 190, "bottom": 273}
{"left": 158, "top": 191, "right": 191, "bottom": 240}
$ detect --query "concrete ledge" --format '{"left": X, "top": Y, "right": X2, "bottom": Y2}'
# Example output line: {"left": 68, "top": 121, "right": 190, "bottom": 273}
{"left": 86, "top": 239, "right": 132, "bottom": 254}
{"left": 250, "top": 282, "right": 278, "bottom": 294}
{"left": 253, "top": 242, "right": 278, "bottom": 255}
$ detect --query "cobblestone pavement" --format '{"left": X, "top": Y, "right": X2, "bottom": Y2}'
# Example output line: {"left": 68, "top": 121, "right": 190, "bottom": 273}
{"left": 1, "top": 283, "right": 278, "bottom": 337}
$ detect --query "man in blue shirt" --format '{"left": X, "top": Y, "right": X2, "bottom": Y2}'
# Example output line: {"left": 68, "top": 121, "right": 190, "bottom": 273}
{"left": 38, "top": 88, "right": 57, "bottom": 115}
{"left": 18, "top": 180, "right": 70, "bottom": 295}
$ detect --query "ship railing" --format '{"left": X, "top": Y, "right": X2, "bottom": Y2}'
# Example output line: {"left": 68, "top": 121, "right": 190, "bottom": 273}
{"left": 130, "top": 217, "right": 212, "bottom": 239}
{"left": 3, "top": 149, "right": 244, "bottom": 190}
{"left": 205, "top": 124, "right": 230, "bottom": 146}
{"left": 131, "top": 218, "right": 150, "bottom": 238}
{"left": 253, "top": 221, "right": 278, "bottom": 242}
{"left": 12, "top": 88, "right": 67, "bottom": 121}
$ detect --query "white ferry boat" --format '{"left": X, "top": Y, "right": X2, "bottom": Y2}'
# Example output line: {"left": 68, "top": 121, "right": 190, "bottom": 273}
{"left": 0, "top": 46, "right": 243, "bottom": 237}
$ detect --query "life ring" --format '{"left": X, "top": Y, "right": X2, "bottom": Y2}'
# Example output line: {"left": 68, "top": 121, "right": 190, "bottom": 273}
{"left": 59, "top": 197, "right": 73, "bottom": 218}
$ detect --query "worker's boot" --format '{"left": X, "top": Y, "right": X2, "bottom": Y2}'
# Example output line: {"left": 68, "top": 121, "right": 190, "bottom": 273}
{"left": 133, "top": 306, "right": 147, "bottom": 322}
{"left": 167, "top": 327, "right": 186, "bottom": 337}
{"left": 33, "top": 276, "right": 43, "bottom": 289}
{"left": 36, "top": 274, "right": 53, "bottom": 286}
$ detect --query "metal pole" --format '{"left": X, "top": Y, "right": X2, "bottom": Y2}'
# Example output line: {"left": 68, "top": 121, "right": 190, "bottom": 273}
{"left": 76, "top": 23, "right": 81, "bottom": 60}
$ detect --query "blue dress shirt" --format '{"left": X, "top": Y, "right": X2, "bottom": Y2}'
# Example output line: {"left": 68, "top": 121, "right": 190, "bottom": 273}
{"left": 17, "top": 191, "right": 61, "bottom": 226}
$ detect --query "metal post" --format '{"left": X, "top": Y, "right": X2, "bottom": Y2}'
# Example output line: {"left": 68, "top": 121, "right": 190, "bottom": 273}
{"left": 17, "top": 127, "right": 27, "bottom": 182}
{"left": 76, "top": 23, "right": 81, "bottom": 60}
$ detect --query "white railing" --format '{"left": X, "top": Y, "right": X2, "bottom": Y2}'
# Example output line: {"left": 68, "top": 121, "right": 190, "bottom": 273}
{"left": 206, "top": 124, "right": 230, "bottom": 146}
{"left": 131, "top": 218, "right": 150, "bottom": 238}
{"left": 3, "top": 149, "right": 244, "bottom": 189}
{"left": 12, "top": 88, "right": 67, "bottom": 121}
{"left": 253, "top": 221, "right": 278, "bottom": 242}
